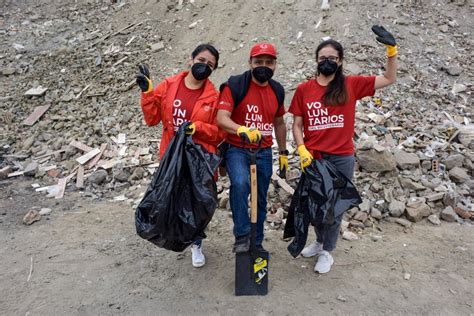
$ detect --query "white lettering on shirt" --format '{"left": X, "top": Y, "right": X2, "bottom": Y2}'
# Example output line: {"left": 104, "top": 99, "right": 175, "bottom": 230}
{"left": 244, "top": 104, "right": 273, "bottom": 136}
{"left": 306, "top": 101, "right": 344, "bottom": 131}
{"left": 173, "top": 99, "right": 189, "bottom": 131}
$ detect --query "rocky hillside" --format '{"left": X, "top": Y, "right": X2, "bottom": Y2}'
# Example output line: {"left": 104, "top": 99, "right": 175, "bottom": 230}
{"left": 0, "top": 0, "right": 472, "bottom": 226}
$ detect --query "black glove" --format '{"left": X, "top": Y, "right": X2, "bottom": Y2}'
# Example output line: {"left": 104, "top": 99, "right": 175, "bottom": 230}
{"left": 371, "top": 25, "right": 396, "bottom": 46}
{"left": 136, "top": 64, "right": 153, "bottom": 93}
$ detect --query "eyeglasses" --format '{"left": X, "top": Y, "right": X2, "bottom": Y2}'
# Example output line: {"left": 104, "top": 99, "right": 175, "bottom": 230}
{"left": 317, "top": 56, "right": 339, "bottom": 63}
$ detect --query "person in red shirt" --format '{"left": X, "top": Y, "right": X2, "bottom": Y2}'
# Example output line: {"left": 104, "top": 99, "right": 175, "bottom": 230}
{"left": 136, "top": 44, "right": 226, "bottom": 268}
{"left": 217, "top": 43, "right": 288, "bottom": 253}
{"left": 289, "top": 26, "right": 398, "bottom": 273}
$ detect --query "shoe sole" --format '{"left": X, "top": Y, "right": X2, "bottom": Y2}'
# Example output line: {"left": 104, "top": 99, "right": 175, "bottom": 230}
{"left": 192, "top": 261, "right": 205, "bottom": 268}
{"left": 314, "top": 256, "right": 334, "bottom": 274}
{"left": 301, "top": 249, "right": 323, "bottom": 258}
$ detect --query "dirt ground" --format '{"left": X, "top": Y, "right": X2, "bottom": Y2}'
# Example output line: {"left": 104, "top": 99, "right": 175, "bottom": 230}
{"left": 1, "top": 179, "right": 473, "bottom": 315}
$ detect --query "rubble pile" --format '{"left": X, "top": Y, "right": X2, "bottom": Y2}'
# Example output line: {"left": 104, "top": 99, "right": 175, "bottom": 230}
{"left": 0, "top": 1, "right": 472, "bottom": 231}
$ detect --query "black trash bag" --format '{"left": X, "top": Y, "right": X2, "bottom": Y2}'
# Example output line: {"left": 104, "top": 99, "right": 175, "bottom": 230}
{"left": 283, "top": 159, "right": 362, "bottom": 258}
{"left": 135, "top": 123, "right": 220, "bottom": 252}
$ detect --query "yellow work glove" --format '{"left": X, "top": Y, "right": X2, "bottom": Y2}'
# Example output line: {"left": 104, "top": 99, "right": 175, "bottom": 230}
{"left": 297, "top": 144, "right": 313, "bottom": 172}
{"left": 237, "top": 126, "right": 262, "bottom": 144}
{"left": 278, "top": 150, "right": 289, "bottom": 179}
{"left": 185, "top": 122, "right": 196, "bottom": 135}
{"left": 372, "top": 25, "right": 397, "bottom": 58}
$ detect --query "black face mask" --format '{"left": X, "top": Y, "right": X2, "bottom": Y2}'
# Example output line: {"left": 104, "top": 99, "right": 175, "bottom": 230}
{"left": 191, "top": 63, "right": 212, "bottom": 80}
{"left": 317, "top": 59, "right": 339, "bottom": 76}
{"left": 252, "top": 66, "right": 274, "bottom": 83}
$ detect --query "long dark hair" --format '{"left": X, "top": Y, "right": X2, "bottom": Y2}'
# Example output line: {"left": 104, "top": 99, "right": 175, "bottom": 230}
{"left": 316, "top": 39, "right": 347, "bottom": 106}
{"left": 192, "top": 43, "right": 219, "bottom": 69}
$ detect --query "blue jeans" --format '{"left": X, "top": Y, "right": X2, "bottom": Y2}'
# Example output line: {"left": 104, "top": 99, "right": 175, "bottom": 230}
{"left": 225, "top": 146, "right": 273, "bottom": 245}
{"left": 314, "top": 153, "right": 355, "bottom": 252}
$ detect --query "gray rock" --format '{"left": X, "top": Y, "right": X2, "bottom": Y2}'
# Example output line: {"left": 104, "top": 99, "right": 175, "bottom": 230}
{"left": 39, "top": 208, "right": 52, "bottom": 215}
{"left": 444, "top": 65, "right": 462, "bottom": 76}
{"left": 353, "top": 211, "right": 368, "bottom": 222}
{"left": 2, "top": 67, "right": 16, "bottom": 75}
{"left": 370, "top": 207, "right": 383, "bottom": 220}
{"left": 23, "top": 135, "right": 35, "bottom": 151}
{"left": 399, "top": 177, "right": 426, "bottom": 191}
{"left": 394, "top": 150, "right": 420, "bottom": 169}
{"left": 395, "top": 218, "right": 412, "bottom": 228}
{"left": 151, "top": 42, "right": 165, "bottom": 52}
{"left": 23, "top": 210, "right": 41, "bottom": 225}
{"left": 349, "top": 220, "right": 365, "bottom": 229}
{"left": 357, "top": 149, "right": 397, "bottom": 172}
{"left": 358, "top": 199, "right": 371, "bottom": 212}
{"left": 448, "top": 167, "right": 469, "bottom": 183}
{"left": 427, "top": 214, "right": 441, "bottom": 225}
{"left": 129, "top": 167, "right": 145, "bottom": 181}
{"left": 406, "top": 201, "right": 430, "bottom": 222}
{"left": 23, "top": 161, "right": 39, "bottom": 176}
{"left": 345, "top": 63, "right": 363, "bottom": 75}
{"left": 88, "top": 169, "right": 108, "bottom": 184}
{"left": 444, "top": 154, "right": 464, "bottom": 170}
{"left": 115, "top": 169, "right": 130, "bottom": 182}
{"left": 440, "top": 206, "right": 460, "bottom": 222}
{"left": 219, "top": 195, "right": 229, "bottom": 209}
{"left": 389, "top": 200, "right": 405, "bottom": 217}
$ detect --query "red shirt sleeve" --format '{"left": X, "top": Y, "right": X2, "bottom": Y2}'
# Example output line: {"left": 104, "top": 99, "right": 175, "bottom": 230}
{"left": 349, "top": 76, "right": 376, "bottom": 99}
{"left": 275, "top": 103, "right": 286, "bottom": 117}
{"left": 217, "top": 86, "right": 234, "bottom": 112}
{"left": 288, "top": 85, "right": 304, "bottom": 116}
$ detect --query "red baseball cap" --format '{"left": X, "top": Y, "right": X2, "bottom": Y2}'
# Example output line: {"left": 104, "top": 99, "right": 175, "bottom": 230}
{"left": 250, "top": 43, "right": 277, "bottom": 59}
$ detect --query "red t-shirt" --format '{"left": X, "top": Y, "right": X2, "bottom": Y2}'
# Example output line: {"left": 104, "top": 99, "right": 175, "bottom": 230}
{"left": 172, "top": 80, "right": 203, "bottom": 131}
{"left": 289, "top": 76, "right": 376, "bottom": 155}
{"left": 218, "top": 81, "right": 285, "bottom": 148}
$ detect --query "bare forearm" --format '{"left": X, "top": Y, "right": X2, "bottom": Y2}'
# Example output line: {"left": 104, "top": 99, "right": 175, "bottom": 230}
{"left": 384, "top": 55, "right": 397, "bottom": 82}
{"left": 274, "top": 120, "right": 287, "bottom": 151}
{"left": 292, "top": 119, "right": 305, "bottom": 146}
{"left": 217, "top": 110, "right": 240, "bottom": 134}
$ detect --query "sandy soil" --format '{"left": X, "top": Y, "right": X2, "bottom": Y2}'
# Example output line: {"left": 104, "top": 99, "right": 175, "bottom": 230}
{"left": 1, "top": 179, "right": 473, "bottom": 315}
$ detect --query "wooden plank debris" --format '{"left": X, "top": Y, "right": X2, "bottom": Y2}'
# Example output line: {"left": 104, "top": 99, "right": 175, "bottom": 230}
{"left": 75, "top": 84, "right": 91, "bottom": 99}
{"left": 85, "top": 143, "right": 107, "bottom": 169}
{"left": 76, "top": 165, "right": 85, "bottom": 188}
{"left": 91, "top": 21, "right": 145, "bottom": 47}
{"left": 117, "top": 133, "right": 126, "bottom": 144}
{"left": 76, "top": 148, "right": 101, "bottom": 165}
{"left": 55, "top": 178, "right": 67, "bottom": 199}
{"left": 271, "top": 172, "right": 295, "bottom": 195}
{"left": 70, "top": 140, "right": 94, "bottom": 152}
{"left": 125, "top": 35, "right": 136, "bottom": 47}
{"left": 24, "top": 86, "right": 48, "bottom": 97}
{"left": 98, "top": 159, "right": 119, "bottom": 170}
{"left": 70, "top": 140, "right": 114, "bottom": 158}
{"left": 23, "top": 104, "right": 51, "bottom": 126}
{"left": 0, "top": 166, "right": 13, "bottom": 179}
{"left": 118, "top": 146, "right": 128, "bottom": 156}
{"left": 8, "top": 171, "right": 24, "bottom": 178}
{"left": 113, "top": 56, "right": 128, "bottom": 67}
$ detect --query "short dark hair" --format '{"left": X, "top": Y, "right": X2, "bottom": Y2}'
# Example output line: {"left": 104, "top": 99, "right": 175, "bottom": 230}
{"left": 191, "top": 44, "right": 219, "bottom": 69}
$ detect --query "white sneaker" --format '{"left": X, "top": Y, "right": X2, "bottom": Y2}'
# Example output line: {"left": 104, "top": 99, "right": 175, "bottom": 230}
{"left": 191, "top": 244, "right": 205, "bottom": 268}
{"left": 301, "top": 240, "right": 324, "bottom": 258}
{"left": 314, "top": 251, "right": 334, "bottom": 274}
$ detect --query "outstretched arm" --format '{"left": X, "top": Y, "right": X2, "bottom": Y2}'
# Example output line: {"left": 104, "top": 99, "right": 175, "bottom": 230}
{"left": 372, "top": 25, "right": 398, "bottom": 90}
